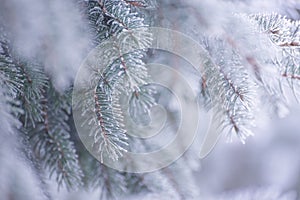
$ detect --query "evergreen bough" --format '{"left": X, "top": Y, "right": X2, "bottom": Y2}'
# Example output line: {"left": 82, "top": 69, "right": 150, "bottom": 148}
{"left": 0, "top": 0, "right": 300, "bottom": 199}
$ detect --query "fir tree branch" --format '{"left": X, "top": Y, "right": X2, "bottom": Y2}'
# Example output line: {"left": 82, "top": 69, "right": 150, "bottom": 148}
{"left": 21, "top": 63, "right": 48, "bottom": 127}
{"left": 201, "top": 38, "right": 256, "bottom": 143}
{"left": 29, "top": 86, "right": 83, "bottom": 190}
{"left": 250, "top": 14, "right": 300, "bottom": 79}
{"left": 249, "top": 13, "right": 300, "bottom": 101}
{"left": 0, "top": 32, "right": 51, "bottom": 199}
{"left": 87, "top": 0, "right": 147, "bottom": 43}
{"left": 77, "top": 0, "right": 153, "bottom": 161}
{"left": 0, "top": 38, "right": 24, "bottom": 97}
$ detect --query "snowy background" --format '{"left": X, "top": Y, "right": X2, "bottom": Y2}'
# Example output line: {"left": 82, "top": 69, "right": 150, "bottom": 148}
{"left": 1, "top": 0, "right": 300, "bottom": 199}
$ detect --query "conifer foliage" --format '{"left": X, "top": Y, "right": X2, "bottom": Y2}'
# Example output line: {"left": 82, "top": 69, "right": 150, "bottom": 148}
{"left": 0, "top": 0, "right": 300, "bottom": 199}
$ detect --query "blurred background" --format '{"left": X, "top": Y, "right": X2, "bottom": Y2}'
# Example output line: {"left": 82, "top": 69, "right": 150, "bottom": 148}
{"left": 1, "top": 0, "right": 300, "bottom": 199}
